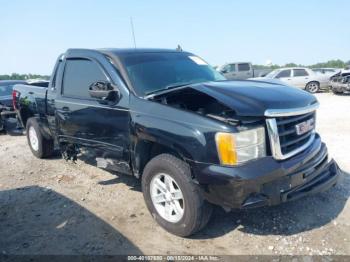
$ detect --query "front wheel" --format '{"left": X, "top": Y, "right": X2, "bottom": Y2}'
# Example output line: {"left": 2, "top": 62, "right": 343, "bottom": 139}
{"left": 305, "top": 81, "right": 320, "bottom": 93}
{"left": 142, "top": 154, "right": 213, "bottom": 237}
{"left": 332, "top": 88, "right": 343, "bottom": 95}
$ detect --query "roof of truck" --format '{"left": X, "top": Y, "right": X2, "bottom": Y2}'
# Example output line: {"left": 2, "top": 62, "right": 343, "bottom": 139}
{"left": 101, "top": 48, "right": 184, "bottom": 54}
{"left": 67, "top": 48, "right": 186, "bottom": 55}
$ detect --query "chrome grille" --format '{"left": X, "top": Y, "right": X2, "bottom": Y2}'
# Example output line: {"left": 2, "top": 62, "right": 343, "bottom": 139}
{"left": 277, "top": 112, "right": 315, "bottom": 155}
{"left": 265, "top": 104, "right": 319, "bottom": 160}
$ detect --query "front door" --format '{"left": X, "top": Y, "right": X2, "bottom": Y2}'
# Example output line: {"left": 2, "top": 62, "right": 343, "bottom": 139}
{"left": 222, "top": 64, "right": 237, "bottom": 80}
{"left": 236, "top": 63, "right": 252, "bottom": 79}
{"left": 275, "top": 69, "right": 292, "bottom": 86}
{"left": 55, "top": 57, "right": 131, "bottom": 174}
{"left": 292, "top": 69, "right": 310, "bottom": 88}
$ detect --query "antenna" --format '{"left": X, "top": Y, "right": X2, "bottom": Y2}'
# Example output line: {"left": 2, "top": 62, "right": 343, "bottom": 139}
{"left": 130, "top": 17, "right": 137, "bottom": 48}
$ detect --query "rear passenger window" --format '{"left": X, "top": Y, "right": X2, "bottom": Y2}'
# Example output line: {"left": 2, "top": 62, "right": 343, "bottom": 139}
{"left": 62, "top": 59, "right": 108, "bottom": 98}
{"left": 293, "top": 69, "right": 308, "bottom": 77}
{"left": 237, "top": 63, "right": 250, "bottom": 71}
{"left": 276, "top": 70, "right": 291, "bottom": 78}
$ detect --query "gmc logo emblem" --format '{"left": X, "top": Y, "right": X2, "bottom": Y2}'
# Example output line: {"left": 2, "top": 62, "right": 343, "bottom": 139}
{"left": 295, "top": 118, "right": 314, "bottom": 135}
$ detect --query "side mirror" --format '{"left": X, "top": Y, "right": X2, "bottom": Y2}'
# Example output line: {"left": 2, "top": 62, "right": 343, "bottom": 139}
{"left": 89, "top": 81, "right": 120, "bottom": 104}
{"left": 220, "top": 69, "right": 228, "bottom": 74}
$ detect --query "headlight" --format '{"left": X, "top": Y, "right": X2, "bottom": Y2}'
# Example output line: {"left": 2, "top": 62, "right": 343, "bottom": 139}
{"left": 215, "top": 127, "right": 266, "bottom": 166}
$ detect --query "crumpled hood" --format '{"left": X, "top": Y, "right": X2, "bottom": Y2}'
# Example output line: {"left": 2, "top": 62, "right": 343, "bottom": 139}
{"left": 191, "top": 80, "right": 318, "bottom": 117}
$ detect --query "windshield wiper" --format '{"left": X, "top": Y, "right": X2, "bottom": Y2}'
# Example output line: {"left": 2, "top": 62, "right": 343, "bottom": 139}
{"left": 145, "top": 82, "right": 194, "bottom": 96}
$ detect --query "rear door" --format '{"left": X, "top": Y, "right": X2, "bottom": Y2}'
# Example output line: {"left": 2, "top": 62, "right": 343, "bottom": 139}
{"left": 292, "top": 69, "right": 310, "bottom": 88}
{"left": 236, "top": 63, "right": 252, "bottom": 79}
{"left": 55, "top": 55, "right": 131, "bottom": 174}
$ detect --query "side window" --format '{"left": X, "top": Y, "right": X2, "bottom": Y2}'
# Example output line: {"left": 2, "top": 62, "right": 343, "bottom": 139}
{"left": 237, "top": 63, "right": 250, "bottom": 72}
{"left": 221, "top": 64, "right": 234, "bottom": 73}
{"left": 62, "top": 59, "right": 108, "bottom": 99}
{"left": 293, "top": 69, "right": 308, "bottom": 77}
{"left": 276, "top": 69, "right": 291, "bottom": 78}
{"left": 228, "top": 64, "right": 236, "bottom": 72}
{"left": 51, "top": 60, "right": 62, "bottom": 88}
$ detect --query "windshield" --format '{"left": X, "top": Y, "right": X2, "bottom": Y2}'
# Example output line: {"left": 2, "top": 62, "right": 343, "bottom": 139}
{"left": 120, "top": 52, "right": 225, "bottom": 96}
{"left": 265, "top": 69, "right": 281, "bottom": 78}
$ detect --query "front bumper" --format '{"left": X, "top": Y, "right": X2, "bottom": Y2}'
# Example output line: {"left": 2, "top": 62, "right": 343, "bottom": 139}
{"left": 331, "top": 82, "right": 350, "bottom": 92}
{"left": 191, "top": 134, "right": 342, "bottom": 209}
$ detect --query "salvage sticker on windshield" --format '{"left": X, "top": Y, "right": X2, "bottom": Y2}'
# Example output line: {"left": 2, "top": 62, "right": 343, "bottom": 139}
{"left": 189, "top": 56, "right": 208, "bottom": 65}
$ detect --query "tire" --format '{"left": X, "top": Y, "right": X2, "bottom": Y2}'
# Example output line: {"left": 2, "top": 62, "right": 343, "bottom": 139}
{"left": 332, "top": 88, "right": 343, "bottom": 95}
{"left": 26, "top": 118, "right": 54, "bottom": 158}
{"left": 142, "top": 154, "right": 213, "bottom": 237}
{"left": 305, "top": 81, "right": 320, "bottom": 93}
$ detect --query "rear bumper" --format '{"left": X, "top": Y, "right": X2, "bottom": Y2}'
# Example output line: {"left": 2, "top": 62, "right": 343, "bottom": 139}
{"left": 191, "top": 135, "right": 342, "bottom": 209}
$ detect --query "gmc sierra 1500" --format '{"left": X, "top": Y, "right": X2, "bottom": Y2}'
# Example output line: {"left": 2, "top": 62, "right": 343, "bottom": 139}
{"left": 13, "top": 48, "right": 342, "bottom": 236}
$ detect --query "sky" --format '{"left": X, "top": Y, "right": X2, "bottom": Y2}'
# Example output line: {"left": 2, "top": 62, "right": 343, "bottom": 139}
{"left": 1, "top": 0, "right": 349, "bottom": 75}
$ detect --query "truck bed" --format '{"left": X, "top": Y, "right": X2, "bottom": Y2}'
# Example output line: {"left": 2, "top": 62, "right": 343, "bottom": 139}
{"left": 13, "top": 84, "right": 48, "bottom": 122}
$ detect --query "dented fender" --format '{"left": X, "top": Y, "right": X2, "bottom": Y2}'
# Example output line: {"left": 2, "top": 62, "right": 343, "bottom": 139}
{"left": 129, "top": 96, "right": 235, "bottom": 174}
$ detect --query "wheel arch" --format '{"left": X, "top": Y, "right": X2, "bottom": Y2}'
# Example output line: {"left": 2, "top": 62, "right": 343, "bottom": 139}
{"left": 131, "top": 138, "right": 194, "bottom": 179}
{"left": 26, "top": 116, "right": 53, "bottom": 140}
{"left": 305, "top": 80, "right": 320, "bottom": 87}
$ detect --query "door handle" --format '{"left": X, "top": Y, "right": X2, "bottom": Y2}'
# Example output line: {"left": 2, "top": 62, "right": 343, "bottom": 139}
{"left": 62, "top": 106, "right": 70, "bottom": 111}
{"left": 305, "top": 78, "right": 309, "bottom": 80}
{"left": 28, "top": 91, "right": 34, "bottom": 95}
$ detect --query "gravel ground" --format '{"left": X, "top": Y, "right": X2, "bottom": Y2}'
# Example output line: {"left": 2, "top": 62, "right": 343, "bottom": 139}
{"left": 0, "top": 92, "right": 349, "bottom": 255}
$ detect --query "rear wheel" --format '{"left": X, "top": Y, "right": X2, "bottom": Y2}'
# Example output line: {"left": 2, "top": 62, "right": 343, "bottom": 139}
{"left": 332, "top": 88, "right": 343, "bottom": 95}
{"left": 305, "top": 81, "right": 320, "bottom": 93}
{"left": 26, "top": 118, "right": 54, "bottom": 158}
{"left": 142, "top": 154, "right": 213, "bottom": 237}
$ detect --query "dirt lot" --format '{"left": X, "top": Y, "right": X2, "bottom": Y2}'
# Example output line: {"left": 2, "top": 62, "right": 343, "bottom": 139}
{"left": 0, "top": 93, "right": 349, "bottom": 256}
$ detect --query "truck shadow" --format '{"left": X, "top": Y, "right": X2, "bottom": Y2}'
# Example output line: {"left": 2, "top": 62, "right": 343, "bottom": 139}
{"left": 98, "top": 176, "right": 141, "bottom": 192}
{"left": 0, "top": 186, "right": 142, "bottom": 255}
{"left": 193, "top": 170, "right": 350, "bottom": 239}
{"left": 75, "top": 155, "right": 349, "bottom": 240}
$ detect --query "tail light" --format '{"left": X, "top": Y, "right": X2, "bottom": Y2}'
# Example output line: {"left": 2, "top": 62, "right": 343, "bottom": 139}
{"left": 12, "top": 90, "right": 20, "bottom": 110}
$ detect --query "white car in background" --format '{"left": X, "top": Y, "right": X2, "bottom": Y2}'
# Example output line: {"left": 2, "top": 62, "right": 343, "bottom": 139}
{"left": 252, "top": 67, "right": 329, "bottom": 93}
{"left": 312, "top": 68, "right": 341, "bottom": 77}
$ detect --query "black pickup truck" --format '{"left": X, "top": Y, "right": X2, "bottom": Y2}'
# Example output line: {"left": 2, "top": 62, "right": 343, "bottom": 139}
{"left": 14, "top": 48, "right": 341, "bottom": 236}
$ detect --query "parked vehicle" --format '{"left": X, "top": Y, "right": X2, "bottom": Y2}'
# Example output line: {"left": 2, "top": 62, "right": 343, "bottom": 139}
{"left": 218, "top": 62, "right": 272, "bottom": 80}
{"left": 0, "top": 80, "right": 49, "bottom": 134}
{"left": 253, "top": 67, "right": 329, "bottom": 93}
{"left": 14, "top": 48, "right": 341, "bottom": 236}
{"left": 0, "top": 80, "right": 26, "bottom": 133}
{"left": 312, "top": 68, "right": 341, "bottom": 77}
{"left": 329, "top": 71, "right": 350, "bottom": 94}
{"left": 218, "top": 62, "right": 253, "bottom": 79}
{"left": 0, "top": 80, "right": 26, "bottom": 107}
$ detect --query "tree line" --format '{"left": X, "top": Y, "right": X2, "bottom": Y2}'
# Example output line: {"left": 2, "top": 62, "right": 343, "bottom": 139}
{"left": 253, "top": 59, "right": 350, "bottom": 70}
{"left": 0, "top": 73, "right": 50, "bottom": 81}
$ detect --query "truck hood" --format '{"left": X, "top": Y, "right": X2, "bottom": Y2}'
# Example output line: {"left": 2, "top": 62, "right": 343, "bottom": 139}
{"left": 191, "top": 80, "right": 318, "bottom": 117}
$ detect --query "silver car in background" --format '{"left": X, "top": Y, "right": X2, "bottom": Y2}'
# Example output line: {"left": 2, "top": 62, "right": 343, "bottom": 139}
{"left": 252, "top": 67, "right": 329, "bottom": 93}
{"left": 312, "top": 68, "right": 341, "bottom": 77}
